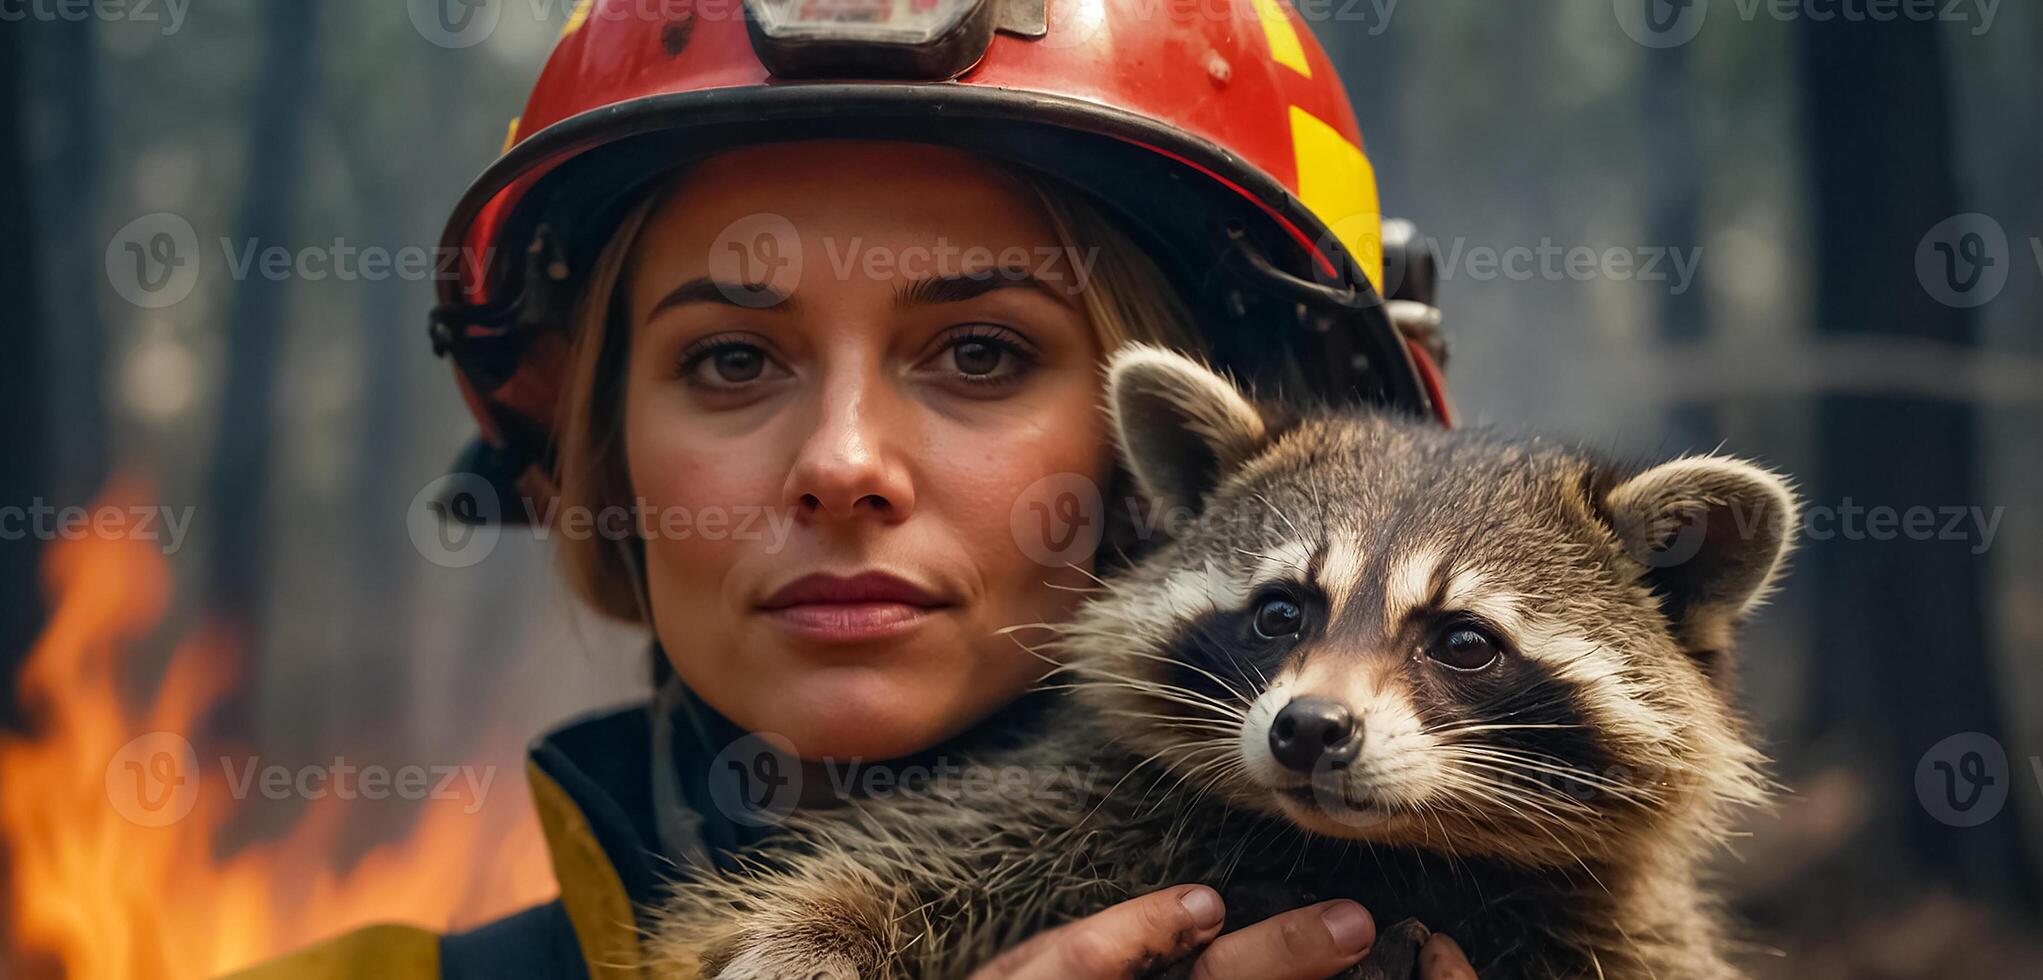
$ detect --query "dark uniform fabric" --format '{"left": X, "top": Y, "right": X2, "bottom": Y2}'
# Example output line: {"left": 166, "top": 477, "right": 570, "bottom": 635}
{"left": 229, "top": 683, "right": 1053, "bottom": 979}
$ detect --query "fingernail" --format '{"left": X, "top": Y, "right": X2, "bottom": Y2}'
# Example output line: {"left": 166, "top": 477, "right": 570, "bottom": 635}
{"left": 1322, "top": 901, "right": 1374, "bottom": 954}
{"left": 1425, "top": 933, "right": 1472, "bottom": 977}
{"left": 1179, "top": 886, "right": 1224, "bottom": 929}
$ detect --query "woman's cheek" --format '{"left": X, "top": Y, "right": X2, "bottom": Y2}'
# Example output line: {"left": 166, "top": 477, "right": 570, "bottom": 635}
{"left": 628, "top": 391, "right": 784, "bottom": 520}
{"left": 626, "top": 409, "right": 790, "bottom": 623}
{"left": 940, "top": 418, "right": 1108, "bottom": 614}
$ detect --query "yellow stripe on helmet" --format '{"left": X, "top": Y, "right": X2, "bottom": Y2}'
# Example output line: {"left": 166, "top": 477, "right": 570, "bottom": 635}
{"left": 1288, "top": 104, "right": 1382, "bottom": 292}
{"left": 561, "top": 0, "right": 593, "bottom": 39}
{"left": 1248, "top": 0, "right": 1313, "bottom": 77}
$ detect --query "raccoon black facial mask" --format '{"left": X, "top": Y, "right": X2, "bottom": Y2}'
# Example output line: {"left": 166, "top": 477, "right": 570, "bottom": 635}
{"left": 652, "top": 345, "right": 1798, "bottom": 980}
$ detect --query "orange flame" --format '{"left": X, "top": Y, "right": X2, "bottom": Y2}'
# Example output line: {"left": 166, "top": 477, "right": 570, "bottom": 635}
{"left": 0, "top": 479, "right": 558, "bottom": 979}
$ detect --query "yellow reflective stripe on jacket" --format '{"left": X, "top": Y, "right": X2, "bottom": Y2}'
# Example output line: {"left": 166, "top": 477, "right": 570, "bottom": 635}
{"left": 529, "top": 759, "right": 644, "bottom": 979}
{"left": 219, "top": 923, "right": 440, "bottom": 980}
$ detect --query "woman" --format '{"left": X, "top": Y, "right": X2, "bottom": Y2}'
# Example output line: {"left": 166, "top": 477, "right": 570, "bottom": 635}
{"left": 241, "top": 1, "right": 1470, "bottom": 976}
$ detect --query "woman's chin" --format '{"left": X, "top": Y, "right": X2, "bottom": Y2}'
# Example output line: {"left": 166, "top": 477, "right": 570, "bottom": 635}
{"left": 708, "top": 661, "right": 985, "bottom": 762}
{"left": 761, "top": 670, "right": 959, "bottom": 760}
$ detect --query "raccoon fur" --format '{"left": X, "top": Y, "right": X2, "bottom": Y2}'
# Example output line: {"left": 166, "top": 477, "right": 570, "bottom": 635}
{"left": 649, "top": 344, "right": 1796, "bottom": 980}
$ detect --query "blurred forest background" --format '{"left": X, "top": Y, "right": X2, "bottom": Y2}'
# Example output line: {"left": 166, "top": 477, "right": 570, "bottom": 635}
{"left": 2, "top": 1, "right": 2039, "bottom": 977}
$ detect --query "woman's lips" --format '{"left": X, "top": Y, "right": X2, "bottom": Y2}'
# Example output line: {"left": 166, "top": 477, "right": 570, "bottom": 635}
{"left": 766, "top": 601, "right": 936, "bottom": 641}
{"left": 757, "top": 571, "right": 952, "bottom": 642}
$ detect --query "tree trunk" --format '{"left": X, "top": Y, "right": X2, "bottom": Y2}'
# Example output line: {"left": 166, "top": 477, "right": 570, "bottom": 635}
{"left": 0, "top": 16, "right": 50, "bottom": 733}
{"left": 204, "top": 4, "right": 321, "bottom": 631}
{"left": 1638, "top": 34, "right": 1713, "bottom": 450}
{"left": 1796, "top": 12, "right": 2033, "bottom": 909}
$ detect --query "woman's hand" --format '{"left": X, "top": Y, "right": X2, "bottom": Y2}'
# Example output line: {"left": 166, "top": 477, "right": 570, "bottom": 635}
{"left": 967, "top": 885, "right": 1479, "bottom": 980}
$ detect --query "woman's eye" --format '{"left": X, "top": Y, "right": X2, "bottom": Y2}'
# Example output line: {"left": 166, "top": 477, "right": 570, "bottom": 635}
{"left": 680, "top": 340, "right": 784, "bottom": 390}
{"left": 1427, "top": 624, "right": 1503, "bottom": 672}
{"left": 1252, "top": 596, "right": 1304, "bottom": 639}
{"left": 952, "top": 338, "right": 1006, "bottom": 377}
{"left": 926, "top": 327, "right": 1036, "bottom": 387}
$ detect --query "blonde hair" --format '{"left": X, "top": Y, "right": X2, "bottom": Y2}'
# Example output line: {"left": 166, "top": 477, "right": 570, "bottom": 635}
{"left": 554, "top": 158, "right": 1198, "bottom": 621}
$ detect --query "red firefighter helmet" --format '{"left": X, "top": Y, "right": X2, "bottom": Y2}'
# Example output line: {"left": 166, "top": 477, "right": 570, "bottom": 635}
{"left": 430, "top": 0, "right": 1451, "bottom": 513}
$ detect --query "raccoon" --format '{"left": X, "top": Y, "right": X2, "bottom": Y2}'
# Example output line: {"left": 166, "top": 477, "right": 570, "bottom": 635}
{"left": 650, "top": 345, "right": 1796, "bottom": 980}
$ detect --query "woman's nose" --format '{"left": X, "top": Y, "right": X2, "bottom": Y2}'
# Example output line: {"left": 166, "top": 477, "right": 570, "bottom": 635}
{"left": 782, "top": 369, "right": 916, "bottom": 524}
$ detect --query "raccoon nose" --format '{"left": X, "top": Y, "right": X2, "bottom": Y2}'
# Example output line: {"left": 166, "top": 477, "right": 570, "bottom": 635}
{"left": 1269, "top": 697, "right": 1360, "bottom": 774}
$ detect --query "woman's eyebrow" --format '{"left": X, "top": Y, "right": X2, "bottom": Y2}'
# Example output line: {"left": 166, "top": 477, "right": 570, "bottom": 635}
{"left": 646, "top": 277, "right": 800, "bottom": 319}
{"left": 896, "top": 266, "right": 1079, "bottom": 310}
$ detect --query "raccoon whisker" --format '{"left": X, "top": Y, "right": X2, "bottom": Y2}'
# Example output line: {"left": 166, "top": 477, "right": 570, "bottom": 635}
{"left": 1148, "top": 747, "right": 1244, "bottom": 820}
{"left": 1446, "top": 748, "right": 1664, "bottom": 805}
{"left": 1080, "top": 670, "right": 1250, "bottom": 715}
{"left": 1426, "top": 772, "right": 1607, "bottom": 850}
{"left": 1045, "top": 673, "right": 1249, "bottom": 725}
{"left": 1145, "top": 752, "right": 1241, "bottom": 823}
{"left": 1037, "top": 680, "right": 1242, "bottom": 723}
{"left": 1042, "top": 581, "right": 1107, "bottom": 594}
{"left": 1054, "top": 657, "right": 1256, "bottom": 722}
{"left": 1423, "top": 722, "right": 1586, "bottom": 738}
{"left": 1183, "top": 757, "right": 1249, "bottom": 809}
{"left": 1250, "top": 490, "right": 1300, "bottom": 537}
{"left": 1001, "top": 631, "right": 1070, "bottom": 673}
{"left": 1464, "top": 765, "right": 1662, "bottom": 809}
{"left": 1083, "top": 738, "right": 1234, "bottom": 834}
{"left": 1438, "top": 757, "right": 1636, "bottom": 814}
{"left": 1092, "top": 644, "right": 1260, "bottom": 708}
{"left": 1060, "top": 560, "right": 1116, "bottom": 591}
{"left": 998, "top": 621, "right": 1078, "bottom": 639}
{"left": 1233, "top": 546, "right": 1305, "bottom": 574}
{"left": 1434, "top": 781, "right": 1597, "bottom": 842}
{"left": 1102, "top": 711, "right": 1242, "bottom": 739}
{"left": 1432, "top": 785, "right": 1610, "bottom": 892}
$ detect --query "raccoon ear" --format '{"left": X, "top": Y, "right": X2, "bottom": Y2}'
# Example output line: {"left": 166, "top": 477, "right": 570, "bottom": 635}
{"left": 1602, "top": 456, "right": 1799, "bottom": 653}
{"left": 1106, "top": 344, "right": 1269, "bottom": 516}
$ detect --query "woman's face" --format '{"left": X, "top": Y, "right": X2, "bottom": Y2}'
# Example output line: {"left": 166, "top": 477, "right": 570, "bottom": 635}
{"left": 622, "top": 142, "right": 1111, "bottom": 761}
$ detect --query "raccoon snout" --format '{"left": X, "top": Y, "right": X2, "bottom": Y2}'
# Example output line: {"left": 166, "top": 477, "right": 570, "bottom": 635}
{"left": 1268, "top": 697, "right": 1361, "bottom": 773}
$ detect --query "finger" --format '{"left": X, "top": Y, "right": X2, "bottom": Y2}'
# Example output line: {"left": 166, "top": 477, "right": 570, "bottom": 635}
{"left": 1419, "top": 932, "right": 1478, "bottom": 979}
{"left": 975, "top": 884, "right": 1228, "bottom": 980}
{"left": 1186, "top": 900, "right": 1375, "bottom": 980}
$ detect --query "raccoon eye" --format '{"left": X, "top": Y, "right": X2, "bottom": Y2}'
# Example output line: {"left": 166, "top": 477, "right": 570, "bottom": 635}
{"left": 1427, "top": 624, "right": 1502, "bottom": 672}
{"left": 1252, "top": 596, "right": 1304, "bottom": 639}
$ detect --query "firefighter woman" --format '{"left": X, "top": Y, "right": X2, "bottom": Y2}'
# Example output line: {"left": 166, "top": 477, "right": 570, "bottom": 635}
{"left": 238, "top": 0, "right": 1472, "bottom": 976}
